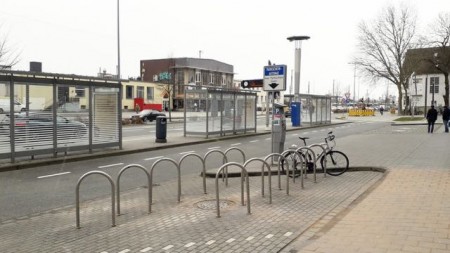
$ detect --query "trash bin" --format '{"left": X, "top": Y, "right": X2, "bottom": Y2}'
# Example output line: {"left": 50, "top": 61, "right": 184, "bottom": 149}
{"left": 290, "top": 102, "right": 301, "bottom": 126}
{"left": 155, "top": 116, "right": 167, "bottom": 143}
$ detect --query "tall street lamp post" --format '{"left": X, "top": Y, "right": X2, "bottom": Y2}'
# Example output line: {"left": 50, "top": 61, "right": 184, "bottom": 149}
{"left": 348, "top": 62, "right": 356, "bottom": 102}
{"left": 287, "top": 36, "right": 310, "bottom": 102}
{"left": 117, "top": 0, "right": 121, "bottom": 79}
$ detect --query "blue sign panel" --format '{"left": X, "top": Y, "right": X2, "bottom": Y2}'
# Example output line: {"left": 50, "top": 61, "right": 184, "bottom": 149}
{"left": 264, "top": 66, "right": 286, "bottom": 76}
{"left": 263, "top": 64, "right": 287, "bottom": 91}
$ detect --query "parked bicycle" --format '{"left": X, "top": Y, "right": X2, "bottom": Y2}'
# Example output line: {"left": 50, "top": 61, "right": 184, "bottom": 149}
{"left": 281, "top": 131, "right": 349, "bottom": 176}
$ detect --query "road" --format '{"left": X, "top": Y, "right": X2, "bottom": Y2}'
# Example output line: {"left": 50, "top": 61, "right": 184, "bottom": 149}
{"left": 0, "top": 120, "right": 387, "bottom": 222}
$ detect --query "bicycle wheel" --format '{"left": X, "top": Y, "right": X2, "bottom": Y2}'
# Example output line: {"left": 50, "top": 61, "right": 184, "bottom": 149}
{"left": 281, "top": 150, "right": 304, "bottom": 177}
{"left": 320, "top": 150, "right": 349, "bottom": 176}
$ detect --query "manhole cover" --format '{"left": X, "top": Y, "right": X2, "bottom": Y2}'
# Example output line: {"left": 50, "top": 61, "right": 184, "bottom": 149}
{"left": 195, "top": 199, "right": 235, "bottom": 210}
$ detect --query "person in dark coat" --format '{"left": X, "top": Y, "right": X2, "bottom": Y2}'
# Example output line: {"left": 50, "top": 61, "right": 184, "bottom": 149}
{"left": 426, "top": 105, "right": 438, "bottom": 133}
{"left": 442, "top": 105, "right": 450, "bottom": 133}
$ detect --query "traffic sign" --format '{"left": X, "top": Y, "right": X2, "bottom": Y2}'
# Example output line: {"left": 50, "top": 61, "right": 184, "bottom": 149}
{"left": 263, "top": 65, "right": 287, "bottom": 91}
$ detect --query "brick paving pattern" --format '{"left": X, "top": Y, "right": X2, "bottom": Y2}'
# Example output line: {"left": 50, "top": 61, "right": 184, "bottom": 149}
{"left": 0, "top": 170, "right": 382, "bottom": 252}
{"left": 2, "top": 115, "right": 450, "bottom": 252}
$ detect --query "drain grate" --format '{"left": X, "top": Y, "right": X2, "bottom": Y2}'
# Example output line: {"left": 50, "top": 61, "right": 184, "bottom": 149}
{"left": 195, "top": 199, "right": 235, "bottom": 210}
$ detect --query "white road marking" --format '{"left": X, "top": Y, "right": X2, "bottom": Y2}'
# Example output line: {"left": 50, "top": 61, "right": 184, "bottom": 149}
{"left": 118, "top": 250, "right": 130, "bottom": 253}
{"left": 144, "top": 156, "right": 164, "bottom": 161}
{"left": 179, "top": 151, "right": 195, "bottom": 155}
{"left": 226, "top": 238, "right": 235, "bottom": 243}
{"left": 184, "top": 242, "right": 195, "bottom": 247}
{"left": 291, "top": 133, "right": 298, "bottom": 136}
{"left": 206, "top": 240, "right": 215, "bottom": 245}
{"left": 37, "top": 171, "right": 71, "bottom": 179}
{"left": 249, "top": 140, "right": 259, "bottom": 143}
{"left": 284, "top": 232, "right": 293, "bottom": 236}
{"left": 162, "top": 245, "right": 173, "bottom": 250}
{"left": 265, "top": 138, "right": 271, "bottom": 140}
{"left": 231, "top": 143, "right": 241, "bottom": 146}
{"left": 98, "top": 163, "right": 124, "bottom": 169}
{"left": 140, "top": 247, "right": 152, "bottom": 252}
{"left": 265, "top": 234, "right": 274, "bottom": 238}
{"left": 246, "top": 236, "right": 254, "bottom": 241}
{"left": 208, "top": 146, "right": 221, "bottom": 150}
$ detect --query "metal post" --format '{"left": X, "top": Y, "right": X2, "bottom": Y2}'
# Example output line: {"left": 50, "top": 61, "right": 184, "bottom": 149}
{"left": 287, "top": 36, "right": 310, "bottom": 103}
{"left": 117, "top": 0, "right": 121, "bottom": 79}
{"left": 353, "top": 63, "right": 356, "bottom": 102}
{"left": 424, "top": 75, "right": 428, "bottom": 118}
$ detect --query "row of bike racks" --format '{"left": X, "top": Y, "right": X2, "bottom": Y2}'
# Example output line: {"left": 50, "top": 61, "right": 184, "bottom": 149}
{"left": 286, "top": 144, "right": 329, "bottom": 185}
{"left": 75, "top": 146, "right": 327, "bottom": 228}
{"left": 76, "top": 147, "right": 242, "bottom": 228}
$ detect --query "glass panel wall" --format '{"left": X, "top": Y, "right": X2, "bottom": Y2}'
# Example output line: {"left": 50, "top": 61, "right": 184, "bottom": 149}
{"left": 207, "top": 92, "right": 221, "bottom": 134}
{"left": 184, "top": 88, "right": 257, "bottom": 137}
{"left": 0, "top": 71, "right": 121, "bottom": 162}
{"left": 300, "top": 94, "right": 331, "bottom": 125}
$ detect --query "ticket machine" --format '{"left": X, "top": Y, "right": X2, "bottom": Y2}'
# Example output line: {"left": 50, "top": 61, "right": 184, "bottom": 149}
{"left": 272, "top": 103, "right": 287, "bottom": 154}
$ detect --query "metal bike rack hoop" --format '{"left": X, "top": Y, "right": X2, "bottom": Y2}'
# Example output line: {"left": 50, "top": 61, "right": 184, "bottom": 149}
{"left": 76, "top": 170, "right": 116, "bottom": 229}
{"left": 116, "top": 164, "right": 151, "bottom": 215}
{"left": 308, "top": 143, "right": 328, "bottom": 177}
{"left": 266, "top": 152, "right": 290, "bottom": 195}
{"left": 149, "top": 158, "right": 181, "bottom": 213}
{"left": 296, "top": 147, "right": 317, "bottom": 183}
{"left": 215, "top": 162, "right": 250, "bottom": 218}
{"left": 282, "top": 149, "right": 305, "bottom": 188}
{"left": 179, "top": 153, "right": 207, "bottom": 194}
{"left": 204, "top": 149, "right": 228, "bottom": 186}
{"left": 224, "top": 147, "right": 246, "bottom": 163}
{"left": 244, "top": 158, "right": 272, "bottom": 203}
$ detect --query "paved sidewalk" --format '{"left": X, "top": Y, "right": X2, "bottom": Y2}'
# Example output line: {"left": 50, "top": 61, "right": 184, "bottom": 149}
{"left": 281, "top": 122, "right": 450, "bottom": 253}
{"left": 2, "top": 113, "right": 450, "bottom": 252}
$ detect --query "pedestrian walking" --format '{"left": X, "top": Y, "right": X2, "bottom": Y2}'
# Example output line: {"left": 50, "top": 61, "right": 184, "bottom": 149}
{"left": 442, "top": 105, "right": 450, "bottom": 133}
{"left": 379, "top": 106, "right": 384, "bottom": 115}
{"left": 426, "top": 105, "right": 438, "bottom": 133}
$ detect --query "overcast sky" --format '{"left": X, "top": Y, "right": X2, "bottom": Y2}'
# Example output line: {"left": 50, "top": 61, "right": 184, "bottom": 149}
{"left": 1, "top": 0, "right": 448, "bottom": 99}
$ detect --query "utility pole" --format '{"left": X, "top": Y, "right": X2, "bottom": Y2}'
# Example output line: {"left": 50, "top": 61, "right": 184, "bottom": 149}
{"left": 117, "top": 0, "right": 121, "bottom": 79}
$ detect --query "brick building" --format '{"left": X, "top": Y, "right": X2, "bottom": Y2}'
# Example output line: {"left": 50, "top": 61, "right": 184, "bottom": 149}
{"left": 140, "top": 58, "right": 234, "bottom": 110}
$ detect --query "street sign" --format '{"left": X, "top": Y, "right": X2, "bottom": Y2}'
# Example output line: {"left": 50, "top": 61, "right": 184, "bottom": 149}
{"left": 263, "top": 65, "right": 287, "bottom": 91}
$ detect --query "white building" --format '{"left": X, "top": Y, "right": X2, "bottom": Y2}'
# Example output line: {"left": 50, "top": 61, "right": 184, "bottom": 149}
{"left": 404, "top": 47, "right": 449, "bottom": 114}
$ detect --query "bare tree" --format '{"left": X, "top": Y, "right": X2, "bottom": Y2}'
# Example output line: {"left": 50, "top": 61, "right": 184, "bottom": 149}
{"left": 354, "top": 4, "right": 417, "bottom": 114}
{"left": 0, "top": 29, "right": 19, "bottom": 69}
{"left": 426, "top": 13, "right": 450, "bottom": 106}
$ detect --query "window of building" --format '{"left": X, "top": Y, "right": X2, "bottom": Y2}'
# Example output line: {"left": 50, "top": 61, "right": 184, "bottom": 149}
{"left": 125, "top": 85, "right": 133, "bottom": 99}
{"left": 75, "top": 86, "right": 85, "bottom": 97}
{"left": 137, "top": 86, "right": 144, "bottom": 98}
{"left": 195, "top": 71, "right": 201, "bottom": 83}
{"left": 146, "top": 87, "right": 154, "bottom": 100}
{"left": 176, "top": 71, "right": 184, "bottom": 85}
{"left": 210, "top": 73, "right": 214, "bottom": 84}
{"left": 430, "top": 77, "right": 439, "bottom": 93}
{"left": 222, "top": 75, "right": 226, "bottom": 85}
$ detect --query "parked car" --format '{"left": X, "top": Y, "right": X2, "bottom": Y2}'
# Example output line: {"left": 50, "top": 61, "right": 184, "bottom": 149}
{"left": 131, "top": 109, "right": 165, "bottom": 122}
{"left": 0, "top": 113, "right": 88, "bottom": 141}
{"left": 0, "top": 99, "right": 27, "bottom": 113}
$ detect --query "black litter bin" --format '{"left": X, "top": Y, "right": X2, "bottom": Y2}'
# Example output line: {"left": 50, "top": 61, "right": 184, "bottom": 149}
{"left": 155, "top": 116, "right": 167, "bottom": 143}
